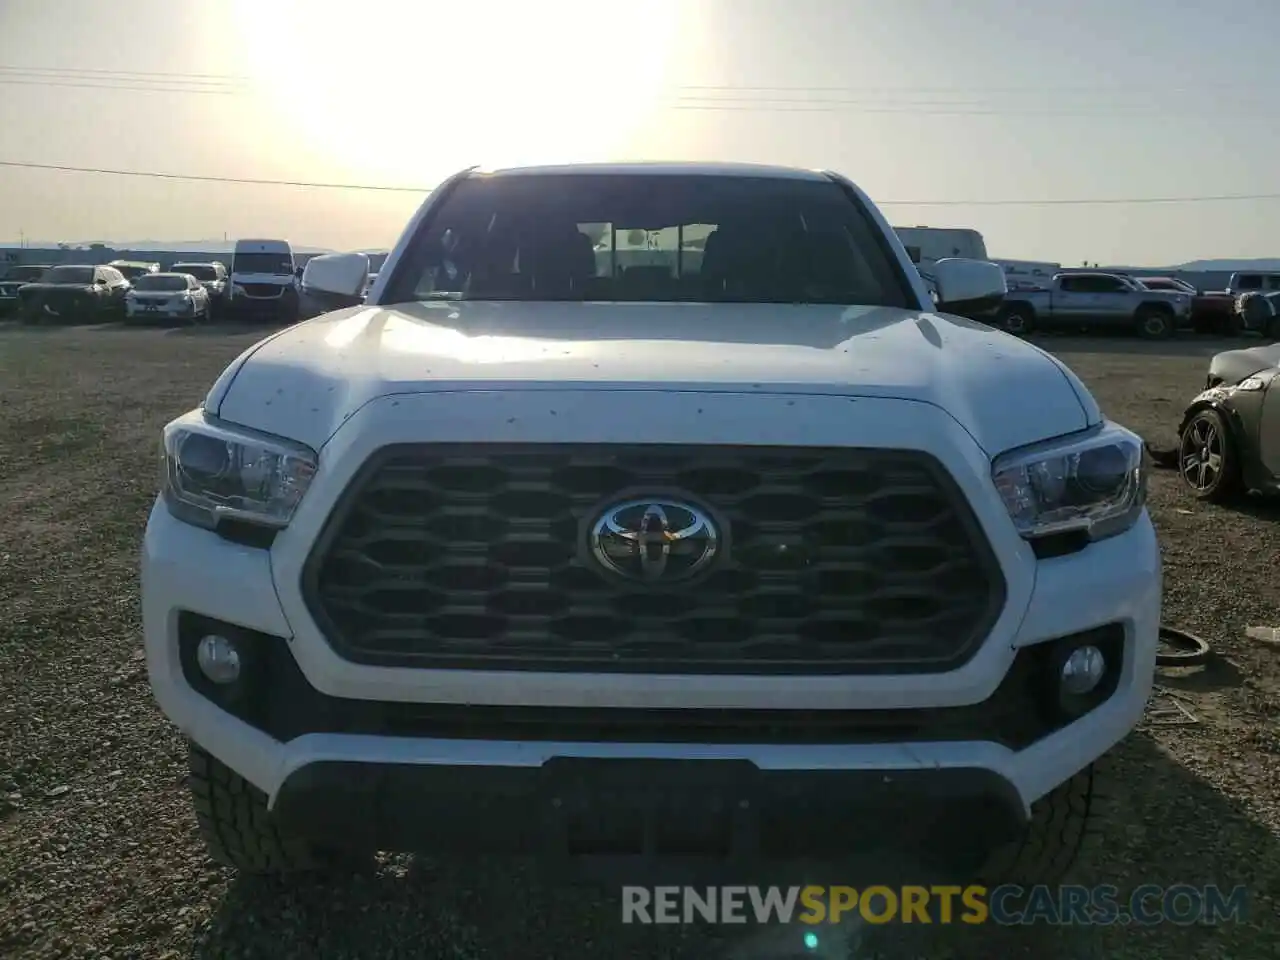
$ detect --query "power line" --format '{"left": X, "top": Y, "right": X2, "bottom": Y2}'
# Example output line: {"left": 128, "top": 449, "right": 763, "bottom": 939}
{"left": 0, "top": 78, "right": 242, "bottom": 96}
{"left": 3, "top": 158, "right": 1279, "bottom": 207}
{"left": 0, "top": 64, "right": 249, "bottom": 81}
{"left": 1, "top": 64, "right": 1273, "bottom": 115}
{"left": 0, "top": 160, "right": 422, "bottom": 192}
{"left": 0, "top": 63, "right": 1249, "bottom": 93}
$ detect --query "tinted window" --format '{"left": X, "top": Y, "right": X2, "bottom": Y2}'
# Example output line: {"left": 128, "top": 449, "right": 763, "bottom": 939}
{"left": 391, "top": 174, "right": 913, "bottom": 307}
{"left": 174, "top": 264, "right": 217, "bottom": 281}
{"left": 133, "top": 275, "right": 189, "bottom": 292}
{"left": 4, "top": 265, "right": 48, "bottom": 281}
{"left": 234, "top": 253, "right": 294, "bottom": 275}
{"left": 45, "top": 266, "right": 95, "bottom": 285}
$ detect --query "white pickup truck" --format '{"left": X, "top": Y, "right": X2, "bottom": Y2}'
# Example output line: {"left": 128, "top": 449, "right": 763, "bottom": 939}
{"left": 143, "top": 162, "right": 1158, "bottom": 885}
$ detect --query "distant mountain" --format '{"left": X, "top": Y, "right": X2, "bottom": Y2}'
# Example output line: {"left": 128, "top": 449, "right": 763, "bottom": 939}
{"left": 1174, "top": 258, "right": 1280, "bottom": 273}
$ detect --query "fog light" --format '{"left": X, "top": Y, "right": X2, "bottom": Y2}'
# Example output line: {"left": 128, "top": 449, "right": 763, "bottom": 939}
{"left": 196, "top": 634, "right": 241, "bottom": 684}
{"left": 1060, "top": 644, "right": 1106, "bottom": 696}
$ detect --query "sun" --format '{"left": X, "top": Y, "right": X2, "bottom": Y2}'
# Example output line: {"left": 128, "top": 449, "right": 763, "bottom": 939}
{"left": 234, "top": 0, "right": 678, "bottom": 187}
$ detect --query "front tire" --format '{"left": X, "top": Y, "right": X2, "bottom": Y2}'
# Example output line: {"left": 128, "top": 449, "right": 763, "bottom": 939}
{"left": 188, "top": 745, "right": 370, "bottom": 874}
{"left": 999, "top": 303, "right": 1035, "bottom": 336}
{"left": 1135, "top": 305, "right": 1174, "bottom": 339}
{"left": 1178, "top": 408, "right": 1243, "bottom": 502}
{"left": 979, "top": 765, "right": 1097, "bottom": 886}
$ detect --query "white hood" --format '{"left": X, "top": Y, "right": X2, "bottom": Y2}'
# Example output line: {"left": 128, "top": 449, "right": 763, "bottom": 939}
{"left": 211, "top": 301, "right": 1096, "bottom": 454}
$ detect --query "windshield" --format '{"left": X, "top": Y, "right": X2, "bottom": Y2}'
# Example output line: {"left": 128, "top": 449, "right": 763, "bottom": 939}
{"left": 392, "top": 174, "right": 913, "bottom": 307}
{"left": 133, "top": 275, "right": 188, "bottom": 292}
{"left": 1142, "top": 278, "right": 1191, "bottom": 292}
{"left": 44, "top": 266, "right": 95, "bottom": 285}
{"left": 234, "top": 252, "right": 294, "bottom": 275}
{"left": 173, "top": 264, "right": 217, "bottom": 281}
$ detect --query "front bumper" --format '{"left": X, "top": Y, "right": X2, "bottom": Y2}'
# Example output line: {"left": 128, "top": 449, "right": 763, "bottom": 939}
{"left": 143, "top": 392, "right": 1161, "bottom": 868}
{"left": 127, "top": 302, "right": 199, "bottom": 322}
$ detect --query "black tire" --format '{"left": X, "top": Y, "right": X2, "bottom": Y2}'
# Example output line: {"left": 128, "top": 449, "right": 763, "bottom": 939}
{"left": 1266, "top": 313, "right": 1280, "bottom": 342}
{"left": 1178, "top": 408, "right": 1243, "bottom": 502}
{"left": 999, "top": 303, "right": 1035, "bottom": 336}
{"left": 1135, "top": 305, "right": 1174, "bottom": 339}
{"left": 979, "top": 764, "right": 1098, "bottom": 887}
{"left": 188, "top": 745, "right": 370, "bottom": 874}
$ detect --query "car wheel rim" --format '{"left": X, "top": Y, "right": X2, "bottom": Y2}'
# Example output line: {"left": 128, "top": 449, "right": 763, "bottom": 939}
{"left": 1006, "top": 313, "right": 1027, "bottom": 333}
{"left": 1181, "top": 418, "right": 1223, "bottom": 490}
{"left": 1144, "top": 316, "right": 1166, "bottom": 336}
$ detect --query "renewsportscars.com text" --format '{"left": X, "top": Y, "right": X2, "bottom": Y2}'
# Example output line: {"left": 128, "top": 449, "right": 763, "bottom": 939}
{"left": 621, "top": 884, "right": 1248, "bottom": 926}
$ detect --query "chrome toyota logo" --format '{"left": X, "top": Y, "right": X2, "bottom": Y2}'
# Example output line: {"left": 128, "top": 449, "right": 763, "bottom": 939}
{"left": 589, "top": 499, "right": 719, "bottom": 583}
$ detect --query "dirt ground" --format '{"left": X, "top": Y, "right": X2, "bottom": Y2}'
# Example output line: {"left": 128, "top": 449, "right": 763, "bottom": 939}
{"left": 1, "top": 325, "right": 1278, "bottom": 959}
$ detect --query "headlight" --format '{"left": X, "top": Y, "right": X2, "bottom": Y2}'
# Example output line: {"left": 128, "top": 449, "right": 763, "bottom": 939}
{"left": 992, "top": 422, "right": 1146, "bottom": 542}
{"left": 161, "top": 413, "right": 317, "bottom": 530}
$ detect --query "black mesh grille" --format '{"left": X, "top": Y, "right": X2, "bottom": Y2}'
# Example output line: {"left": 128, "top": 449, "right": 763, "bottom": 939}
{"left": 302, "top": 445, "right": 1005, "bottom": 674}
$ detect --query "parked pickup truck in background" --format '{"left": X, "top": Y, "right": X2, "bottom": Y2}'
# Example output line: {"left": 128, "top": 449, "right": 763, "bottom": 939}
{"left": 998, "top": 271, "right": 1192, "bottom": 339}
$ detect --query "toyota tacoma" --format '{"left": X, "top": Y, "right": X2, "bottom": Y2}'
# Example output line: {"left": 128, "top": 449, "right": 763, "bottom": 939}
{"left": 142, "top": 162, "right": 1159, "bottom": 883}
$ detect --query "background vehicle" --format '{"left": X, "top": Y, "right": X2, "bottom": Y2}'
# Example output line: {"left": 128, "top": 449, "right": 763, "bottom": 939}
{"left": 171, "top": 261, "right": 228, "bottom": 314}
{"left": 1172, "top": 343, "right": 1280, "bottom": 501}
{"left": 1232, "top": 291, "right": 1280, "bottom": 338}
{"left": 147, "top": 163, "right": 1155, "bottom": 889}
{"left": 228, "top": 239, "right": 298, "bottom": 322}
{"left": 107, "top": 260, "right": 161, "bottom": 282}
{"left": 125, "top": 272, "right": 211, "bottom": 325}
{"left": 16, "top": 264, "right": 129, "bottom": 324}
{"left": 0, "top": 263, "right": 51, "bottom": 316}
{"left": 1226, "top": 271, "right": 1280, "bottom": 297}
{"left": 1000, "top": 271, "right": 1191, "bottom": 338}
{"left": 1137, "top": 276, "right": 1237, "bottom": 335}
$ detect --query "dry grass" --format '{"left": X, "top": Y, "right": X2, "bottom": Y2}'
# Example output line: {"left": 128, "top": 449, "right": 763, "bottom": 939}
{"left": 0, "top": 324, "right": 1278, "bottom": 959}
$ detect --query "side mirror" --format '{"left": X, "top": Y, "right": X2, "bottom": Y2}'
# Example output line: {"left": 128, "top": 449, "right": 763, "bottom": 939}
{"left": 301, "top": 252, "right": 369, "bottom": 308}
{"left": 905, "top": 245, "right": 923, "bottom": 265}
{"left": 933, "top": 258, "right": 1006, "bottom": 315}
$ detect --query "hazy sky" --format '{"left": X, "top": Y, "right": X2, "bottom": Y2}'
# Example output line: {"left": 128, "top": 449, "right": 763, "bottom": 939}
{"left": 1, "top": 0, "right": 1278, "bottom": 265}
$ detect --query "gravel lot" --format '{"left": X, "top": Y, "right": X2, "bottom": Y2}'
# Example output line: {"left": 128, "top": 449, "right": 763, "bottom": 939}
{"left": 2, "top": 325, "right": 1279, "bottom": 959}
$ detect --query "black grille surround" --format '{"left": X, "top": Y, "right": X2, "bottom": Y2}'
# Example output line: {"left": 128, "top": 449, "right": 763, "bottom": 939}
{"left": 301, "top": 444, "right": 1006, "bottom": 675}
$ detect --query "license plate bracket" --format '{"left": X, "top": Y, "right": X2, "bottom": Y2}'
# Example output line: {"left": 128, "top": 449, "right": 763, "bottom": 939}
{"left": 539, "top": 758, "right": 761, "bottom": 861}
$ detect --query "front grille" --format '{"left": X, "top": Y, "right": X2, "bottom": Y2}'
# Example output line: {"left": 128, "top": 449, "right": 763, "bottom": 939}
{"left": 303, "top": 445, "right": 1005, "bottom": 674}
{"left": 243, "top": 283, "right": 284, "bottom": 298}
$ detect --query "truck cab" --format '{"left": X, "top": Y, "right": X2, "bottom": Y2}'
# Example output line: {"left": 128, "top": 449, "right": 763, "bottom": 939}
{"left": 228, "top": 239, "right": 299, "bottom": 322}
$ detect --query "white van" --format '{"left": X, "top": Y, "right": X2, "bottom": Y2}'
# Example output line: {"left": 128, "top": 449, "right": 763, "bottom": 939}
{"left": 229, "top": 239, "right": 298, "bottom": 321}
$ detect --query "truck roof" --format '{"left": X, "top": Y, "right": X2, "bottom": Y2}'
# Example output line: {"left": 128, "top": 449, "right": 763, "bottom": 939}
{"left": 234, "top": 239, "right": 292, "bottom": 251}
{"left": 479, "top": 161, "right": 830, "bottom": 181}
